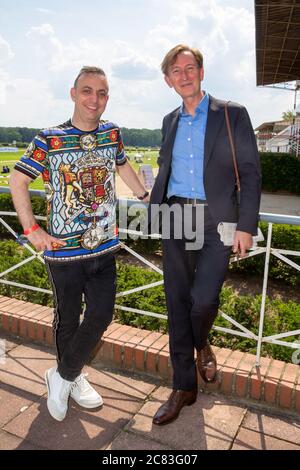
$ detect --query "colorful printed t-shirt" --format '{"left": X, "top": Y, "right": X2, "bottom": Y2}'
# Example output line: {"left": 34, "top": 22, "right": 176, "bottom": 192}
{"left": 14, "top": 119, "right": 127, "bottom": 262}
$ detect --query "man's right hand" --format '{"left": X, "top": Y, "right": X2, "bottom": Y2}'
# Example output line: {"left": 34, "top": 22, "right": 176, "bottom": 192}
{"left": 26, "top": 227, "right": 67, "bottom": 251}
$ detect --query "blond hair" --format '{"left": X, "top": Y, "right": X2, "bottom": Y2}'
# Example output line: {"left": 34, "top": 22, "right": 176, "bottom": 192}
{"left": 161, "top": 44, "right": 203, "bottom": 75}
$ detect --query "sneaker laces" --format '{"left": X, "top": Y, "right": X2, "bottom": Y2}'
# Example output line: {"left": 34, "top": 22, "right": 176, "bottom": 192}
{"left": 71, "top": 373, "right": 90, "bottom": 393}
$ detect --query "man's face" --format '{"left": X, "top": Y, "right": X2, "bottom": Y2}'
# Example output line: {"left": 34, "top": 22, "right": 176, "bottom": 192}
{"left": 164, "top": 51, "right": 204, "bottom": 101}
{"left": 70, "top": 73, "right": 109, "bottom": 129}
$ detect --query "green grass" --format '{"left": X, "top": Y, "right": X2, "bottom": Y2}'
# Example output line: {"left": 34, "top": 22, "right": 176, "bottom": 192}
{"left": 126, "top": 150, "right": 158, "bottom": 171}
{"left": 0, "top": 149, "right": 159, "bottom": 191}
{"left": 0, "top": 151, "right": 44, "bottom": 190}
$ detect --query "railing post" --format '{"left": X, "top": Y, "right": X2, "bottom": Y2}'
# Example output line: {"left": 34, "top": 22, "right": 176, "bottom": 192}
{"left": 256, "top": 222, "right": 273, "bottom": 366}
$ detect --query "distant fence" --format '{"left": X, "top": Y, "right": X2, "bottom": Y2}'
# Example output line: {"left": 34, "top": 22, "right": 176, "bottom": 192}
{"left": 0, "top": 147, "right": 19, "bottom": 152}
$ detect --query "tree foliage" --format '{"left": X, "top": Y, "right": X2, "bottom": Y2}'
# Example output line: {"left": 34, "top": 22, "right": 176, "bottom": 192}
{"left": 0, "top": 126, "right": 162, "bottom": 147}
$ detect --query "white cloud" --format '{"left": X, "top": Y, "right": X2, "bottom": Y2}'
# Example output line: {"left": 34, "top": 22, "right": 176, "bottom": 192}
{"left": 26, "top": 24, "right": 102, "bottom": 72}
{"left": 0, "top": 35, "right": 14, "bottom": 65}
{"left": 111, "top": 42, "right": 158, "bottom": 80}
{"left": 0, "top": 76, "right": 72, "bottom": 127}
{"left": 36, "top": 8, "right": 55, "bottom": 15}
{"left": 0, "top": 69, "right": 9, "bottom": 105}
{"left": 0, "top": 1, "right": 296, "bottom": 130}
{"left": 112, "top": 57, "right": 158, "bottom": 81}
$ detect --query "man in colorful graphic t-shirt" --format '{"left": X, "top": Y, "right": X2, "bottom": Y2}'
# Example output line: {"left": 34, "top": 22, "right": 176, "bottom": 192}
{"left": 15, "top": 119, "right": 126, "bottom": 262}
{"left": 10, "top": 66, "right": 149, "bottom": 422}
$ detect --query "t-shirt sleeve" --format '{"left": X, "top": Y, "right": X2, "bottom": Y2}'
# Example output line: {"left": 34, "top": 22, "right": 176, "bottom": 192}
{"left": 14, "top": 132, "right": 49, "bottom": 180}
{"left": 116, "top": 129, "right": 127, "bottom": 166}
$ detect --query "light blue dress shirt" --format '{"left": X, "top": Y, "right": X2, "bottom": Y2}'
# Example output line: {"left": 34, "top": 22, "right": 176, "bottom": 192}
{"left": 167, "top": 92, "right": 209, "bottom": 200}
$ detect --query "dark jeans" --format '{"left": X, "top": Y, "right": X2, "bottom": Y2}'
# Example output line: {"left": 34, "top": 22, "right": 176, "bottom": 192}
{"left": 162, "top": 203, "right": 232, "bottom": 391}
{"left": 46, "top": 254, "right": 116, "bottom": 381}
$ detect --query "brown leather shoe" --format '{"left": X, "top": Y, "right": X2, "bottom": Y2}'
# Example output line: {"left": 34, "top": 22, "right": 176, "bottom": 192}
{"left": 196, "top": 341, "right": 217, "bottom": 383}
{"left": 152, "top": 389, "right": 197, "bottom": 426}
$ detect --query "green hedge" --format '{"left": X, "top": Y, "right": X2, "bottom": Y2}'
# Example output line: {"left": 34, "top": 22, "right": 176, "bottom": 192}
{"left": 0, "top": 193, "right": 46, "bottom": 236}
{"left": 260, "top": 152, "right": 300, "bottom": 194}
{"left": 0, "top": 239, "right": 298, "bottom": 363}
{"left": 230, "top": 222, "right": 300, "bottom": 286}
{"left": 0, "top": 193, "right": 299, "bottom": 285}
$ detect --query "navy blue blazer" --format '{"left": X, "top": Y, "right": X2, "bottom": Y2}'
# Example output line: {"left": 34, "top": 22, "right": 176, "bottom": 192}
{"left": 149, "top": 95, "right": 261, "bottom": 235}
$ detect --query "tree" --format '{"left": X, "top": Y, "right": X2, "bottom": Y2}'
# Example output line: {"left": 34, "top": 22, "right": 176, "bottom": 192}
{"left": 282, "top": 110, "right": 294, "bottom": 122}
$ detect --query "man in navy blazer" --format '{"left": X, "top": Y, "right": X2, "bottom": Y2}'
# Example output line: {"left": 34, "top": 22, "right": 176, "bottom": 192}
{"left": 150, "top": 45, "right": 261, "bottom": 426}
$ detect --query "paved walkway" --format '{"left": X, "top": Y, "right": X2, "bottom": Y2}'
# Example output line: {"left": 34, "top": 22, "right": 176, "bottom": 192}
{"left": 260, "top": 192, "right": 300, "bottom": 216}
{"left": 1, "top": 334, "right": 299, "bottom": 451}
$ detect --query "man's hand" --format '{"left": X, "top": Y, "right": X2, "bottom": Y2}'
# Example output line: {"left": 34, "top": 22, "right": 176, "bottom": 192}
{"left": 26, "top": 227, "right": 67, "bottom": 251}
{"left": 232, "top": 230, "right": 253, "bottom": 258}
{"left": 142, "top": 194, "right": 150, "bottom": 203}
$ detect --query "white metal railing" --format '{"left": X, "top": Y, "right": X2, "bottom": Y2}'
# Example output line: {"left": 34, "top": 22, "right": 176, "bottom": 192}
{"left": 290, "top": 122, "right": 300, "bottom": 158}
{"left": 0, "top": 199, "right": 299, "bottom": 366}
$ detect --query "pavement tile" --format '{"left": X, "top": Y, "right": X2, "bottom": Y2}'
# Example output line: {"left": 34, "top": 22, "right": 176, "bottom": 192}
{"left": 84, "top": 365, "right": 157, "bottom": 400}
{"left": 241, "top": 410, "right": 300, "bottom": 445}
{"left": 107, "top": 430, "right": 174, "bottom": 450}
{"left": 0, "top": 331, "right": 22, "bottom": 352}
{"left": 3, "top": 386, "right": 143, "bottom": 450}
{"left": 0, "top": 383, "right": 37, "bottom": 427}
{"left": 232, "top": 428, "right": 300, "bottom": 450}
{"left": 126, "top": 387, "right": 246, "bottom": 450}
{"left": 0, "top": 343, "right": 55, "bottom": 396}
{"left": 0, "top": 429, "right": 46, "bottom": 450}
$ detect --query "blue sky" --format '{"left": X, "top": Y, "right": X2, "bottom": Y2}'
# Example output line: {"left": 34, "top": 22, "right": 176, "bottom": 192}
{"left": 0, "top": 0, "right": 294, "bottom": 129}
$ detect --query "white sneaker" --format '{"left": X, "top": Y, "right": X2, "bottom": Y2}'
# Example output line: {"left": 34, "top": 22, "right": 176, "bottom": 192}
{"left": 45, "top": 367, "right": 72, "bottom": 421}
{"left": 70, "top": 373, "right": 103, "bottom": 409}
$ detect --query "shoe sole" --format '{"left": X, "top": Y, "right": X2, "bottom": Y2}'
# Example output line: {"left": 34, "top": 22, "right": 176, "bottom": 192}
{"left": 44, "top": 370, "right": 66, "bottom": 422}
{"left": 70, "top": 395, "right": 104, "bottom": 410}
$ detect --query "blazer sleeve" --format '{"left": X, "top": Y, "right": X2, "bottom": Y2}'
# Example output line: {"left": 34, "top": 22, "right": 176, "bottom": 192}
{"left": 234, "top": 106, "right": 261, "bottom": 235}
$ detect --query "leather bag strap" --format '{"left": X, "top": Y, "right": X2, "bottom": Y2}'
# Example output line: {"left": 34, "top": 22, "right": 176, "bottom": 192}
{"left": 224, "top": 102, "right": 241, "bottom": 193}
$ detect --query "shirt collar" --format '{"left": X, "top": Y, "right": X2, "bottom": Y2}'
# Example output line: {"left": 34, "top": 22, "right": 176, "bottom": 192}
{"left": 180, "top": 91, "right": 208, "bottom": 116}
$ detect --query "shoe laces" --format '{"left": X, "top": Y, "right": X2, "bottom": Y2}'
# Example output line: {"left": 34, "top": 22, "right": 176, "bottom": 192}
{"left": 71, "top": 373, "right": 90, "bottom": 393}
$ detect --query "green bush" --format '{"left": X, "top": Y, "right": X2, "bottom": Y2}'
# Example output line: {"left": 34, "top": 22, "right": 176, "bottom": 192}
{"left": 230, "top": 222, "right": 300, "bottom": 286}
{"left": 0, "top": 240, "right": 52, "bottom": 305}
{"left": 260, "top": 152, "right": 300, "bottom": 194}
{"left": 214, "top": 287, "right": 300, "bottom": 362}
{"left": 116, "top": 262, "right": 167, "bottom": 332}
{"left": 0, "top": 193, "right": 299, "bottom": 286}
{"left": 0, "top": 239, "right": 298, "bottom": 363}
{"left": 0, "top": 193, "right": 47, "bottom": 237}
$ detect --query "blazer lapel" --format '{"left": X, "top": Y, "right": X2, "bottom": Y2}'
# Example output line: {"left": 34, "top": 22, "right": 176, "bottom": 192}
{"left": 204, "top": 95, "right": 225, "bottom": 170}
{"left": 163, "top": 108, "right": 180, "bottom": 165}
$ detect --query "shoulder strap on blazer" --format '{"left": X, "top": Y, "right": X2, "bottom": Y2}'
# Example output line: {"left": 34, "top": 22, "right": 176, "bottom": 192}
{"left": 224, "top": 102, "right": 241, "bottom": 193}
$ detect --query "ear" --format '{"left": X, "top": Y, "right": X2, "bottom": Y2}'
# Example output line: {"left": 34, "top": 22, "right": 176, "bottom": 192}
{"left": 164, "top": 75, "right": 173, "bottom": 88}
{"left": 200, "top": 67, "right": 204, "bottom": 81}
{"left": 70, "top": 87, "right": 76, "bottom": 102}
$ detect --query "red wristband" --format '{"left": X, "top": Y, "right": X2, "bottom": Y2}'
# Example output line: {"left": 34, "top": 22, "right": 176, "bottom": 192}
{"left": 23, "top": 223, "right": 40, "bottom": 236}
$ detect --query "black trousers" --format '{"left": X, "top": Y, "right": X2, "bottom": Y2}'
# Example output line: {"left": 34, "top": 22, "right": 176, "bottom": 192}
{"left": 162, "top": 203, "right": 232, "bottom": 391}
{"left": 46, "top": 253, "right": 116, "bottom": 381}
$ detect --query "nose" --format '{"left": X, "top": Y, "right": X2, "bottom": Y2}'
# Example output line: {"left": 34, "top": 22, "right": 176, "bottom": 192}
{"left": 89, "top": 91, "right": 98, "bottom": 103}
{"left": 181, "top": 69, "right": 188, "bottom": 80}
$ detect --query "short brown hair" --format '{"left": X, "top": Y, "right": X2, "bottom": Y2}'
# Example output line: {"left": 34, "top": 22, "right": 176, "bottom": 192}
{"left": 74, "top": 66, "right": 106, "bottom": 88}
{"left": 161, "top": 44, "right": 203, "bottom": 75}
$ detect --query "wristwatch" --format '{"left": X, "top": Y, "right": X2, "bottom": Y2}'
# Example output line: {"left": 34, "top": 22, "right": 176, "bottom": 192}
{"left": 137, "top": 191, "right": 149, "bottom": 200}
